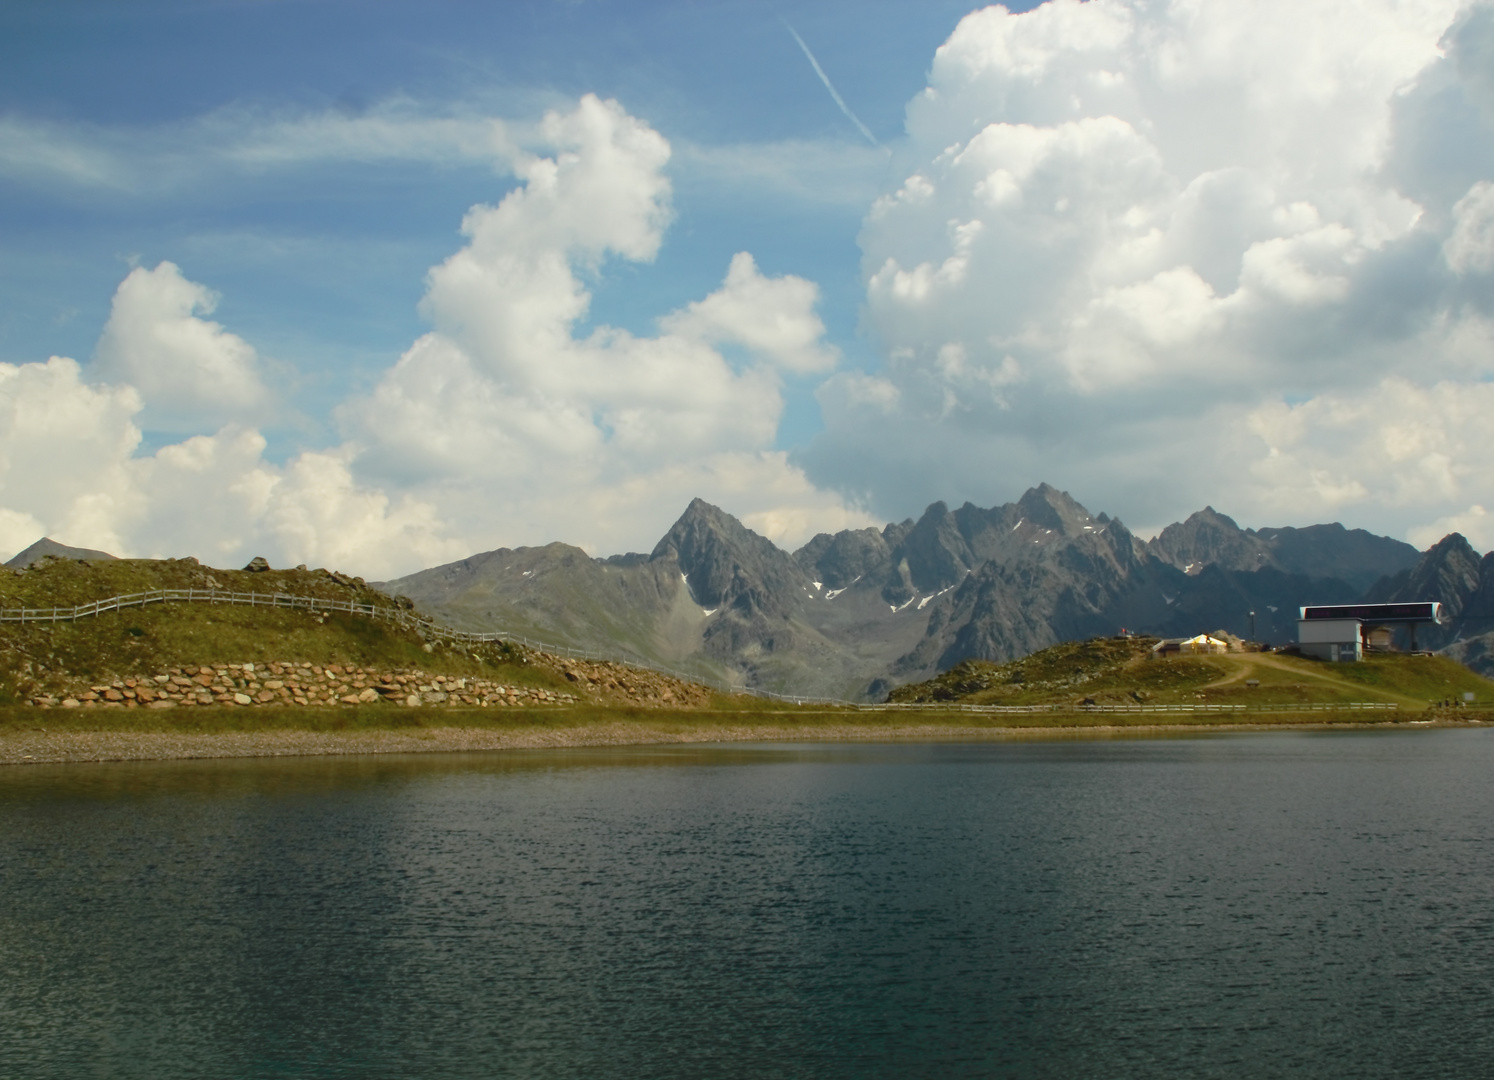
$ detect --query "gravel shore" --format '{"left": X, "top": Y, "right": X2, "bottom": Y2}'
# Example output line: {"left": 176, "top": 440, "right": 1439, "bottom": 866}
{"left": 0, "top": 717, "right": 1435, "bottom": 765}
{"left": 0, "top": 723, "right": 1003, "bottom": 764}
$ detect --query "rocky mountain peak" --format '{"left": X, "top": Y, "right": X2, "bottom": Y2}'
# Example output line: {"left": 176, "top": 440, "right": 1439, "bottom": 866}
{"left": 1014, "top": 483, "right": 1091, "bottom": 534}
{"left": 1149, "top": 507, "right": 1267, "bottom": 574}
{"left": 652, "top": 498, "right": 756, "bottom": 557}
{"left": 650, "top": 498, "right": 803, "bottom": 611}
{"left": 1363, "top": 532, "right": 1483, "bottom": 649}
{"left": 1400, "top": 532, "right": 1481, "bottom": 607}
{"left": 1426, "top": 531, "right": 1480, "bottom": 560}
{"left": 894, "top": 502, "right": 975, "bottom": 595}
{"left": 1398, "top": 539, "right": 1494, "bottom": 659}
{"left": 4, "top": 536, "right": 120, "bottom": 570}
{"left": 793, "top": 527, "right": 890, "bottom": 590}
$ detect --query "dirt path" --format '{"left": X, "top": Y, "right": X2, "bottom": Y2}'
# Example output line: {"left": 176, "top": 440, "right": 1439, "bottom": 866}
{"left": 1202, "top": 660, "right": 1257, "bottom": 689}
{"left": 1202, "top": 653, "right": 1425, "bottom": 707}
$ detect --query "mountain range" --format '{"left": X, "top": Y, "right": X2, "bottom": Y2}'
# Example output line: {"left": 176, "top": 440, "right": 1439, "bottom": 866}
{"left": 381, "top": 484, "right": 1494, "bottom": 699}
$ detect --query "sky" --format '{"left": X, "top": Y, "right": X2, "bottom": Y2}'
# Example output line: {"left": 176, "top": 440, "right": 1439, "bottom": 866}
{"left": 2, "top": 0, "right": 1494, "bottom": 577}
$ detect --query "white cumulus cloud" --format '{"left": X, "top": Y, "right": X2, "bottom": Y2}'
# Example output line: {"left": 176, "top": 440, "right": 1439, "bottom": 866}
{"left": 0, "top": 353, "right": 462, "bottom": 576}
{"left": 1445, "top": 179, "right": 1494, "bottom": 273}
{"left": 0, "top": 95, "right": 872, "bottom": 572}
{"left": 342, "top": 94, "right": 869, "bottom": 555}
{"left": 661, "top": 252, "right": 839, "bottom": 376}
{"left": 1410, "top": 504, "right": 1493, "bottom": 550}
{"left": 0, "top": 357, "right": 142, "bottom": 557}
{"left": 93, "top": 262, "right": 270, "bottom": 431}
{"left": 806, "top": 0, "right": 1494, "bottom": 541}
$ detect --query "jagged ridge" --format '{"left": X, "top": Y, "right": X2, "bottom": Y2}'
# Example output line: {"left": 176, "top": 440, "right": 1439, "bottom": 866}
{"left": 384, "top": 485, "right": 1441, "bottom": 699}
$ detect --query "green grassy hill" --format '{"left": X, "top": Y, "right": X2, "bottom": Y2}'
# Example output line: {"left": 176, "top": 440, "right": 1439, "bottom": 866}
{"left": 888, "top": 636, "right": 1494, "bottom": 712}
{"left": 8, "top": 555, "right": 1492, "bottom": 734}
{"left": 0, "top": 554, "right": 710, "bottom": 710}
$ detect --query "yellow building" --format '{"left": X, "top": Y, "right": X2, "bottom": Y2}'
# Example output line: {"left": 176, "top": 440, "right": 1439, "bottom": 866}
{"left": 1152, "top": 634, "right": 1230, "bottom": 659}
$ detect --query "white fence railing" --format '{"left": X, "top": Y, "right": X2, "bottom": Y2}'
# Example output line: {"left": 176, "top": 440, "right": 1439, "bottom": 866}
{"left": 2, "top": 589, "right": 392, "bottom": 626}
{"left": 0, "top": 589, "right": 1405, "bottom": 713}
{"left": 863, "top": 700, "right": 1401, "bottom": 714}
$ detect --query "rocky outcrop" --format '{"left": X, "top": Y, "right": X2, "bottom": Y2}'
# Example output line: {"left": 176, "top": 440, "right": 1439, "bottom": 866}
{"left": 1443, "top": 628, "right": 1494, "bottom": 679}
{"left": 544, "top": 657, "right": 715, "bottom": 708}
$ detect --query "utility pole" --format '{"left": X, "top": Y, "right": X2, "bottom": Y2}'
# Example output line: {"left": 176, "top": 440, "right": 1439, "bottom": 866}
{"left": 1249, "top": 610, "right": 1256, "bottom": 642}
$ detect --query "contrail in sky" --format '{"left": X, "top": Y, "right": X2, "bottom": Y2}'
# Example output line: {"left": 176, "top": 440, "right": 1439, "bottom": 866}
{"left": 782, "top": 21, "right": 880, "bottom": 148}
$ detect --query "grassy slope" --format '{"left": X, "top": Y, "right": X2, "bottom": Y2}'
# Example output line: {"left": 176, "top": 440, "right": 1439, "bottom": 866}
{"left": 0, "top": 701, "right": 1438, "bottom": 740}
{"left": 0, "top": 557, "right": 570, "bottom": 706}
{"left": 888, "top": 636, "right": 1494, "bottom": 711}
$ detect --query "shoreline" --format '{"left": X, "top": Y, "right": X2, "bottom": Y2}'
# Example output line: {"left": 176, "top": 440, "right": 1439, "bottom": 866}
{"left": 1, "top": 715, "right": 1484, "bottom": 766}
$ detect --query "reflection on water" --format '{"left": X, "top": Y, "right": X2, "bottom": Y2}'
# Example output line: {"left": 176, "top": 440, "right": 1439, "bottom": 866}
{"left": 3, "top": 731, "right": 1493, "bottom": 1079}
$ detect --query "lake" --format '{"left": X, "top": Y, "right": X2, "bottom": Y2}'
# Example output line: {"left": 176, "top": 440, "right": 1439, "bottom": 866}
{"left": 2, "top": 730, "right": 1493, "bottom": 1078}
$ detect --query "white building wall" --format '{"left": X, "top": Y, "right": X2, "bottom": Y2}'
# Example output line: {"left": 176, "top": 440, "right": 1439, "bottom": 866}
{"left": 1298, "top": 619, "right": 1362, "bottom": 644}
{"left": 1297, "top": 618, "right": 1362, "bottom": 662}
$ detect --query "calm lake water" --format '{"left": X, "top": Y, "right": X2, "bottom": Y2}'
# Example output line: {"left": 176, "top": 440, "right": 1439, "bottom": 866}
{"left": 2, "top": 731, "right": 1493, "bottom": 1079}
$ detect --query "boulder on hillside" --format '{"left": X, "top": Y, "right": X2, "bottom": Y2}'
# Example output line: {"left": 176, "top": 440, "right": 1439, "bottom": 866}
{"left": 243, "top": 556, "right": 272, "bottom": 572}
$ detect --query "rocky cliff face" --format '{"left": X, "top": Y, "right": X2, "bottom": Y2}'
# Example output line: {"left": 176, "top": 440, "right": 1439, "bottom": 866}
{"left": 793, "top": 527, "right": 895, "bottom": 590}
{"left": 794, "top": 484, "right": 1124, "bottom": 606}
{"left": 653, "top": 497, "right": 807, "bottom": 618}
{"left": 649, "top": 497, "right": 829, "bottom": 678}
{"left": 886, "top": 497, "right": 1159, "bottom": 679}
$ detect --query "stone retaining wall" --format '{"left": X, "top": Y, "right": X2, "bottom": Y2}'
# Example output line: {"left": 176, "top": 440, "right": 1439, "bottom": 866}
{"left": 28, "top": 661, "right": 578, "bottom": 710}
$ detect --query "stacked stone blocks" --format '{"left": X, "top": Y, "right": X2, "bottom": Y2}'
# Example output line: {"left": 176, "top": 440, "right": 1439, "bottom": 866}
{"left": 29, "top": 661, "right": 577, "bottom": 709}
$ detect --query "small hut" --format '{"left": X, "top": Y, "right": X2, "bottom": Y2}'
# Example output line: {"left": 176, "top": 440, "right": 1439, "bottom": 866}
{"left": 1178, "top": 634, "right": 1228, "bottom": 655}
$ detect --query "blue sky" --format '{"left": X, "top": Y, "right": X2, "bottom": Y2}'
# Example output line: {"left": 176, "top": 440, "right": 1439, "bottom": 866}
{"left": 3, "top": 0, "right": 1494, "bottom": 575}
{"left": 0, "top": 0, "right": 1002, "bottom": 451}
